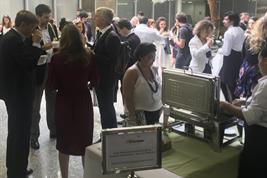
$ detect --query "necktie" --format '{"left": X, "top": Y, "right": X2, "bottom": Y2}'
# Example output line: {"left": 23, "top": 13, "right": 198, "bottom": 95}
{"left": 96, "top": 30, "right": 102, "bottom": 41}
{"left": 93, "top": 30, "right": 102, "bottom": 49}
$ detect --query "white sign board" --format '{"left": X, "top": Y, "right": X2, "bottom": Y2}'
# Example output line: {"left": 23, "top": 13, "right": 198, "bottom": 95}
{"left": 102, "top": 125, "right": 162, "bottom": 174}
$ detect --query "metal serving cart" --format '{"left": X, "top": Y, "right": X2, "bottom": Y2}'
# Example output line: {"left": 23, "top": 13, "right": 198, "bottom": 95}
{"left": 162, "top": 68, "right": 242, "bottom": 151}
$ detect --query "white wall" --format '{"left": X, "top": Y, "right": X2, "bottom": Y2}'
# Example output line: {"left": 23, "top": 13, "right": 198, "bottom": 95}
{"left": 0, "top": 0, "right": 24, "bottom": 24}
{"left": 56, "top": 0, "right": 78, "bottom": 25}
{"left": 27, "top": 0, "right": 53, "bottom": 14}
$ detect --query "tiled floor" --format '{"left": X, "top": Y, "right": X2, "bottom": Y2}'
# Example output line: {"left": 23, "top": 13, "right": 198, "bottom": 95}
{"left": 0, "top": 90, "right": 124, "bottom": 178}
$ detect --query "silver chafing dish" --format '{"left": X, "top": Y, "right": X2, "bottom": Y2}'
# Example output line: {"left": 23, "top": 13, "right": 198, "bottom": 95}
{"left": 162, "top": 68, "right": 242, "bottom": 151}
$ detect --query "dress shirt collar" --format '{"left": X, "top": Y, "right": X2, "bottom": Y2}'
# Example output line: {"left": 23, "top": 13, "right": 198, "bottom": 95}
{"left": 227, "top": 25, "right": 241, "bottom": 31}
{"left": 228, "top": 25, "right": 233, "bottom": 30}
{"left": 99, "top": 24, "right": 112, "bottom": 36}
{"left": 38, "top": 24, "right": 48, "bottom": 30}
{"left": 137, "top": 24, "right": 147, "bottom": 28}
{"left": 194, "top": 35, "right": 202, "bottom": 44}
{"left": 258, "top": 75, "right": 267, "bottom": 83}
{"left": 126, "top": 31, "right": 133, "bottom": 37}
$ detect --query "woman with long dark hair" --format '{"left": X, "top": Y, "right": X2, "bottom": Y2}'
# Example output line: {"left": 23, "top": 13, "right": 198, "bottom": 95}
{"left": 47, "top": 23, "right": 97, "bottom": 178}
{"left": 155, "top": 16, "right": 172, "bottom": 68}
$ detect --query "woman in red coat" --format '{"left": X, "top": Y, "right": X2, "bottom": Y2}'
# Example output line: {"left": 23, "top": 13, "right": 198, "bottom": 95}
{"left": 47, "top": 23, "right": 97, "bottom": 178}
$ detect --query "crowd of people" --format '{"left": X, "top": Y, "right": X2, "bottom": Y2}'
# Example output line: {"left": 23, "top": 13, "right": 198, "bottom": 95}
{"left": 0, "top": 3, "right": 267, "bottom": 178}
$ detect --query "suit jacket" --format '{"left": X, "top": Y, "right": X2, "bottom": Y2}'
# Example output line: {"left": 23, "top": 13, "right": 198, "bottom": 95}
{"left": 124, "top": 33, "right": 140, "bottom": 67}
{"left": 93, "top": 27, "right": 121, "bottom": 88}
{"left": 0, "top": 29, "right": 42, "bottom": 100}
{"left": 240, "top": 22, "right": 247, "bottom": 31}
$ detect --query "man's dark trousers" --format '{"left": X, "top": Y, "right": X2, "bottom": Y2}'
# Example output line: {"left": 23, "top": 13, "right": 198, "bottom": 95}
{"left": 96, "top": 85, "right": 117, "bottom": 129}
{"left": 5, "top": 94, "right": 33, "bottom": 178}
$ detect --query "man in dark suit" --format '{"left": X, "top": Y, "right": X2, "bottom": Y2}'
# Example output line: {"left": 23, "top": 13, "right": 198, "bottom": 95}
{"left": 115, "top": 18, "right": 141, "bottom": 119}
{"left": 117, "top": 18, "right": 141, "bottom": 72}
{"left": 93, "top": 7, "right": 121, "bottom": 129}
{"left": 0, "top": 10, "right": 42, "bottom": 178}
{"left": 239, "top": 12, "right": 250, "bottom": 31}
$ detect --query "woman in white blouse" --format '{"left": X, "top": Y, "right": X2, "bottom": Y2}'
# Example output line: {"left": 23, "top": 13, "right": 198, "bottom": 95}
{"left": 155, "top": 16, "right": 172, "bottom": 69}
{"left": 189, "top": 20, "right": 214, "bottom": 73}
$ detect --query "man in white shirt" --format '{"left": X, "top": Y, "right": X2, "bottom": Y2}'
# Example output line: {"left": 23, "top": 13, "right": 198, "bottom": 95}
{"left": 133, "top": 16, "right": 163, "bottom": 44}
{"left": 31, "top": 4, "right": 58, "bottom": 150}
{"left": 218, "top": 11, "right": 245, "bottom": 102}
{"left": 220, "top": 44, "right": 267, "bottom": 178}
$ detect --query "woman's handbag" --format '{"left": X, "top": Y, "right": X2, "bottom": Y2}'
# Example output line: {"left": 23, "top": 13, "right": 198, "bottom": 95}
{"left": 135, "top": 111, "right": 147, "bottom": 125}
{"left": 164, "top": 38, "right": 172, "bottom": 55}
{"left": 124, "top": 111, "right": 146, "bottom": 126}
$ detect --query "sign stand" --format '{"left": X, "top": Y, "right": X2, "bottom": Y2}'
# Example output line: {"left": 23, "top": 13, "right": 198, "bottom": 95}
{"left": 127, "top": 171, "right": 138, "bottom": 178}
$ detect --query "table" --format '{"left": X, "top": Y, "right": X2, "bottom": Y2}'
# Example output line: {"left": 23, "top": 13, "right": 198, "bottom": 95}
{"left": 84, "top": 143, "right": 182, "bottom": 178}
{"left": 84, "top": 133, "right": 242, "bottom": 178}
{"left": 162, "top": 133, "right": 242, "bottom": 178}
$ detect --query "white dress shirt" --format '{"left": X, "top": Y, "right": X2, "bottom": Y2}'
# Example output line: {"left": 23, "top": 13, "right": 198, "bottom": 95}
{"left": 219, "top": 25, "right": 245, "bottom": 56}
{"left": 189, "top": 35, "right": 211, "bottom": 73}
{"left": 99, "top": 24, "right": 112, "bottom": 37}
{"left": 242, "top": 75, "right": 267, "bottom": 128}
{"left": 41, "top": 26, "right": 53, "bottom": 63}
{"left": 133, "top": 24, "right": 163, "bottom": 43}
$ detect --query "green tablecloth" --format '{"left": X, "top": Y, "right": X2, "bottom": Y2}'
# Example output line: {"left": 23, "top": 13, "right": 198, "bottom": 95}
{"left": 162, "top": 133, "right": 242, "bottom": 178}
